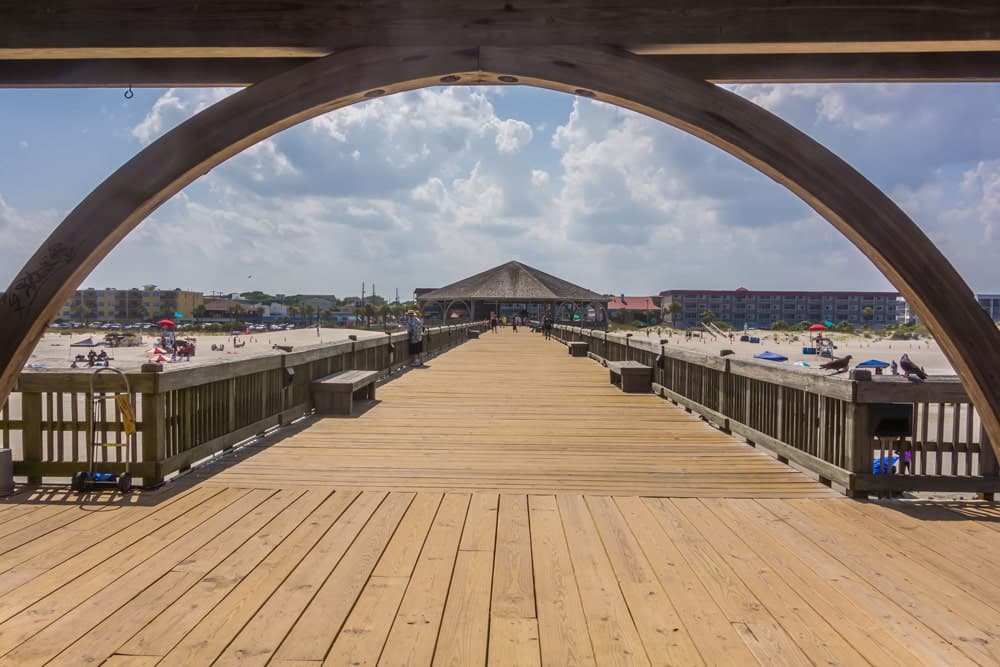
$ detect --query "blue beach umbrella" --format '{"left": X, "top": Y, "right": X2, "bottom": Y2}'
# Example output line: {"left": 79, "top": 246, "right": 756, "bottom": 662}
{"left": 754, "top": 351, "right": 788, "bottom": 362}
{"left": 855, "top": 359, "right": 890, "bottom": 369}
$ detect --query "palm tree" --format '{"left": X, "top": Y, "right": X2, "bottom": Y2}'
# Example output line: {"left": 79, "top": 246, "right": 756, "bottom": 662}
{"left": 666, "top": 300, "right": 683, "bottom": 325}
{"left": 699, "top": 309, "right": 716, "bottom": 324}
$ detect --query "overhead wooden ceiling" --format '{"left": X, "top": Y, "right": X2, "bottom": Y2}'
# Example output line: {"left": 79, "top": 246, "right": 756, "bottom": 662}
{"left": 2, "top": 1, "right": 1000, "bottom": 86}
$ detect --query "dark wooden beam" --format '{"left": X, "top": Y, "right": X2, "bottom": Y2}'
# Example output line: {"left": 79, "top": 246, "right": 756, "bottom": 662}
{"left": 2, "top": 1, "right": 1000, "bottom": 52}
{"left": 3, "top": 52, "right": 1000, "bottom": 88}
{"left": 659, "top": 52, "right": 1000, "bottom": 83}
{"left": 0, "top": 58, "right": 313, "bottom": 87}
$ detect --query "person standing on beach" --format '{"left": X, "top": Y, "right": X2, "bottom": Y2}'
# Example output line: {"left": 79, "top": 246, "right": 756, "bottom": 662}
{"left": 407, "top": 310, "right": 425, "bottom": 367}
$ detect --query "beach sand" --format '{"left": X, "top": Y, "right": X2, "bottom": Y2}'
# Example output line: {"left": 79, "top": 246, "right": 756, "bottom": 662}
{"left": 25, "top": 327, "right": 390, "bottom": 372}
{"left": 628, "top": 328, "right": 954, "bottom": 375}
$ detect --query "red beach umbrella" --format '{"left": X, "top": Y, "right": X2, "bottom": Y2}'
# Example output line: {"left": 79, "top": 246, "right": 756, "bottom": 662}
{"left": 808, "top": 323, "right": 828, "bottom": 331}
{"left": 158, "top": 319, "right": 176, "bottom": 328}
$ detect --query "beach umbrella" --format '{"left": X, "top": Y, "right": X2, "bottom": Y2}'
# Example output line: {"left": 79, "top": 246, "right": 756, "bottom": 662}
{"left": 754, "top": 351, "right": 788, "bottom": 362}
{"left": 855, "top": 359, "right": 890, "bottom": 369}
{"left": 823, "top": 320, "right": 834, "bottom": 327}
{"left": 808, "top": 323, "right": 827, "bottom": 331}
{"left": 158, "top": 319, "right": 176, "bottom": 328}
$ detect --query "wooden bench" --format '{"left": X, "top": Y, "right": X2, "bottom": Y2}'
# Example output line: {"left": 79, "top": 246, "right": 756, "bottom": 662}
{"left": 607, "top": 360, "right": 652, "bottom": 393}
{"left": 567, "top": 341, "right": 588, "bottom": 357}
{"left": 312, "top": 370, "right": 378, "bottom": 416}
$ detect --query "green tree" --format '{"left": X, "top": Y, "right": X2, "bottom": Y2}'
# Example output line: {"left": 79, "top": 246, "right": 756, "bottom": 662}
{"left": 240, "top": 291, "right": 275, "bottom": 304}
{"left": 834, "top": 320, "right": 855, "bottom": 333}
{"left": 862, "top": 306, "right": 874, "bottom": 321}
{"left": 363, "top": 303, "right": 377, "bottom": 328}
{"left": 699, "top": 309, "right": 716, "bottom": 324}
{"left": 771, "top": 320, "right": 789, "bottom": 331}
{"left": 793, "top": 320, "right": 811, "bottom": 331}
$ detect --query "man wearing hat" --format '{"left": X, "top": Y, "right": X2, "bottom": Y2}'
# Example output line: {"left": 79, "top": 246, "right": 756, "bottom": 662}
{"left": 406, "top": 310, "right": 425, "bottom": 367}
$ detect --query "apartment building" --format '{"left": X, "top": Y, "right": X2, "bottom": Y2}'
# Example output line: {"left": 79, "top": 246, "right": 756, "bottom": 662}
{"left": 59, "top": 285, "right": 204, "bottom": 322}
{"left": 659, "top": 287, "right": 903, "bottom": 329}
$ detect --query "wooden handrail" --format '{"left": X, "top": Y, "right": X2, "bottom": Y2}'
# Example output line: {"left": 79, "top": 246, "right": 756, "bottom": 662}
{"left": 555, "top": 325, "right": 998, "bottom": 498}
{"left": 0, "top": 323, "right": 478, "bottom": 487}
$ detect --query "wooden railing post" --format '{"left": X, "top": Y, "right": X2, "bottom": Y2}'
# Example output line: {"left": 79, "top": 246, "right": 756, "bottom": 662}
{"left": 141, "top": 389, "right": 166, "bottom": 487}
{"left": 775, "top": 386, "right": 784, "bottom": 442}
{"left": 227, "top": 378, "right": 237, "bottom": 433}
{"left": 21, "top": 391, "right": 42, "bottom": 484}
{"left": 718, "top": 359, "right": 730, "bottom": 432}
{"left": 843, "top": 402, "right": 875, "bottom": 496}
{"left": 980, "top": 424, "right": 998, "bottom": 476}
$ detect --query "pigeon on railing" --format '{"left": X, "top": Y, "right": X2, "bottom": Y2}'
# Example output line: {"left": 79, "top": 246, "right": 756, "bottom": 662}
{"left": 819, "top": 355, "right": 852, "bottom": 374}
{"left": 899, "top": 353, "right": 927, "bottom": 380}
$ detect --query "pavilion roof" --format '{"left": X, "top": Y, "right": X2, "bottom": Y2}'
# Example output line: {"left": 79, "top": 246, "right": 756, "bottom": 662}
{"left": 417, "top": 261, "right": 606, "bottom": 303}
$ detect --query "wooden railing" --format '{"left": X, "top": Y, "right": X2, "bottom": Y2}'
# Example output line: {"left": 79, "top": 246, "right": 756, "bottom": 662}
{"left": 555, "top": 325, "right": 999, "bottom": 497}
{"left": 0, "top": 324, "right": 477, "bottom": 487}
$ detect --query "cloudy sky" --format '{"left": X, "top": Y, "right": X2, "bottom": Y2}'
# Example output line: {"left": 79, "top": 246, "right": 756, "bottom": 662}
{"left": 1, "top": 82, "right": 998, "bottom": 299}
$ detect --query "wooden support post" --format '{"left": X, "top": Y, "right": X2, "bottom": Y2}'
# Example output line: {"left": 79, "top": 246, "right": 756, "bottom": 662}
{"left": 227, "top": 377, "right": 237, "bottom": 434}
{"left": 775, "top": 385, "right": 784, "bottom": 442}
{"left": 21, "top": 392, "right": 42, "bottom": 484}
{"left": 979, "top": 424, "right": 998, "bottom": 501}
{"left": 141, "top": 391, "right": 166, "bottom": 487}
{"left": 844, "top": 402, "right": 874, "bottom": 475}
{"left": 817, "top": 397, "right": 828, "bottom": 462}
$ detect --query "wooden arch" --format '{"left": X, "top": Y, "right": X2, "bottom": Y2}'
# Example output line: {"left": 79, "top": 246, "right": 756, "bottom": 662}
{"left": 2, "top": 45, "right": 999, "bottom": 454}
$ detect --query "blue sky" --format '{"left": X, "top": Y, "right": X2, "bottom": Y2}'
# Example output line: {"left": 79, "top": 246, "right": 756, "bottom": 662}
{"left": 1, "top": 82, "right": 998, "bottom": 299}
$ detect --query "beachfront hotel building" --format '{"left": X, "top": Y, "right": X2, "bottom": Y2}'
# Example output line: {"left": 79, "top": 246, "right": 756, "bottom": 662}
{"left": 659, "top": 287, "right": 903, "bottom": 330}
{"left": 57, "top": 285, "right": 204, "bottom": 322}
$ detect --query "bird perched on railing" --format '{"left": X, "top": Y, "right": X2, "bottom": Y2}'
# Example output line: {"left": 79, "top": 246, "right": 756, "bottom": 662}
{"left": 819, "top": 354, "right": 852, "bottom": 374}
{"left": 899, "top": 353, "right": 927, "bottom": 380}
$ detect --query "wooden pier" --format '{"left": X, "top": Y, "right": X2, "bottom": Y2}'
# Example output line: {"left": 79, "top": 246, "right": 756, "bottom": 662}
{"left": 0, "top": 332, "right": 998, "bottom": 665}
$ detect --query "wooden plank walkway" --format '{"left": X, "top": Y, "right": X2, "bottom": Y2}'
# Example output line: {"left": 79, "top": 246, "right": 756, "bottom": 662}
{"left": 192, "top": 331, "right": 834, "bottom": 497}
{"left": 0, "top": 331, "right": 998, "bottom": 665}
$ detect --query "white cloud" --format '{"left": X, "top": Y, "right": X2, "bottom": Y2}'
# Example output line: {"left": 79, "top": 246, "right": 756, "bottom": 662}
{"left": 131, "top": 88, "right": 237, "bottom": 145}
{"left": 5, "top": 82, "right": 998, "bottom": 297}
{"left": 494, "top": 118, "right": 533, "bottom": 153}
{"left": 0, "top": 195, "right": 60, "bottom": 279}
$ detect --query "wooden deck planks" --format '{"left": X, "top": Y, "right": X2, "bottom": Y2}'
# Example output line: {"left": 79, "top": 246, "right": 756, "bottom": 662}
{"left": 0, "top": 334, "right": 996, "bottom": 665}
{"left": 194, "top": 332, "right": 836, "bottom": 498}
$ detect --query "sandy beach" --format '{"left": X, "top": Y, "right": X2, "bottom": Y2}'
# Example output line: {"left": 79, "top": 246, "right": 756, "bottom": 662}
{"left": 620, "top": 327, "right": 955, "bottom": 375}
{"left": 25, "top": 327, "right": 390, "bottom": 372}
{"left": 25, "top": 325, "right": 957, "bottom": 376}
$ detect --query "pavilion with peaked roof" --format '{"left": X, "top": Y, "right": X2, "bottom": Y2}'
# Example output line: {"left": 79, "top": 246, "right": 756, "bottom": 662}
{"left": 416, "top": 261, "right": 609, "bottom": 327}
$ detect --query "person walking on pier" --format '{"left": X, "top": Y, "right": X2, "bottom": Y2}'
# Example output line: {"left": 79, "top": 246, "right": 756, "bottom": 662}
{"left": 542, "top": 311, "right": 553, "bottom": 340}
{"left": 407, "top": 310, "right": 425, "bottom": 367}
